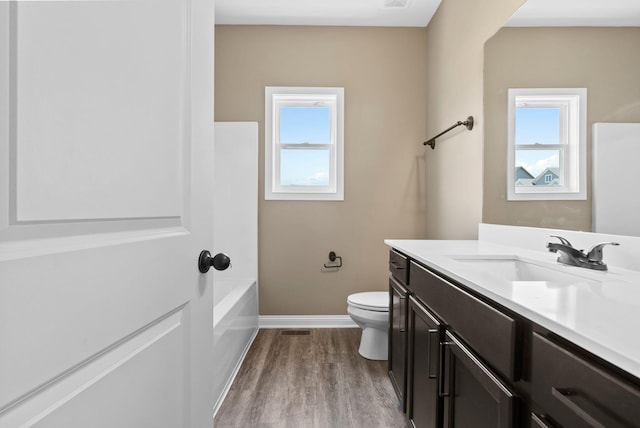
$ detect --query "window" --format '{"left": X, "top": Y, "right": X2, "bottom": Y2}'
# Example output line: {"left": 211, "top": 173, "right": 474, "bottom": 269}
{"left": 265, "top": 86, "right": 344, "bottom": 201}
{"left": 507, "top": 88, "right": 587, "bottom": 201}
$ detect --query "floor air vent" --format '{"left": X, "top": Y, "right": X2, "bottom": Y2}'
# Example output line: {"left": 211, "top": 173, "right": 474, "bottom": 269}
{"left": 281, "top": 330, "right": 311, "bottom": 336}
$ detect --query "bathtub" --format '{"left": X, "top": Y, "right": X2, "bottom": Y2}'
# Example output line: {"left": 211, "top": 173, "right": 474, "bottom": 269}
{"left": 212, "top": 278, "right": 258, "bottom": 415}
{"left": 212, "top": 122, "right": 259, "bottom": 414}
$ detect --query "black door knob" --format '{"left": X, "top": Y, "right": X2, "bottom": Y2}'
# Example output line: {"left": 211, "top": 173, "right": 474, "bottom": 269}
{"left": 198, "top": 250, "right": 231, "bottom": 273}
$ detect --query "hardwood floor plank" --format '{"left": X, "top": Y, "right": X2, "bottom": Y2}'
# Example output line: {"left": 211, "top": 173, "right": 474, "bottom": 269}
{"left": 214, "top": 329, "right": 407, "bottom": 428}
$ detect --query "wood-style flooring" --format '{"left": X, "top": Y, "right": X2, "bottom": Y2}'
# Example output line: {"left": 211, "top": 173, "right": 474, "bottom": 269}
{"left": 214, "top": 328, "right": 407, "bottom": 428}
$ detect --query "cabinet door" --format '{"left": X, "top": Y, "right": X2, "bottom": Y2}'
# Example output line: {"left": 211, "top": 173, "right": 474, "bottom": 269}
{"left": 442, "top": 331, "right": 516, "bottom": 428}
{"left": 389, "top": 276, "right": 409, "bottom": 409}
{"left": 407, "top": 296, "right": 443, "bottom": 428}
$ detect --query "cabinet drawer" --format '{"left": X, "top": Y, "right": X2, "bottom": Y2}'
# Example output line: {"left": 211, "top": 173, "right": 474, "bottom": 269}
{"left": 532, "top": 333, "right": 640, "bottom": 428}
{"left": 410, "top": 261, "right": 518, "bottom": 381}
{"left": 389, "top": 249, "right": 409, "bottom": 285}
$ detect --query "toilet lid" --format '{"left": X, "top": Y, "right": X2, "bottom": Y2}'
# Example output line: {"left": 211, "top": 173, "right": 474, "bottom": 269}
{"left": 348, "top": 292, "right": 389, "bottom": 312}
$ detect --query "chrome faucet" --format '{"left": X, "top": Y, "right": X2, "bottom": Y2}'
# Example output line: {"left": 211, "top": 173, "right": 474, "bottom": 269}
{"left": 546, "top": 235, "right": 619, "bottom": 271}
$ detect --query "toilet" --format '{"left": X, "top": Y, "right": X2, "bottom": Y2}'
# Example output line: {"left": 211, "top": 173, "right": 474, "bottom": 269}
{"left": 347, "top": 291, "right": 389, "bottom": 360}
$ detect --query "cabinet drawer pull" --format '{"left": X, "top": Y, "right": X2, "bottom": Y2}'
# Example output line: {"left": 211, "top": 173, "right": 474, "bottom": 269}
{"left": 551, "top": 387, "right": 610, "bottom": 428}
{"left": 389, "top": 261, "right": 405, "bottom": 270}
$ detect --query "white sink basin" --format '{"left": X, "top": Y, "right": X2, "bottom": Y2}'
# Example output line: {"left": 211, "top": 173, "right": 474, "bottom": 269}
{"left": 450, "top": 256, "right": 596, "bottom": 284}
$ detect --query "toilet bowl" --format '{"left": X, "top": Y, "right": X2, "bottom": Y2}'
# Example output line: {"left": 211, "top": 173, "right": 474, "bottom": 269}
{"left": 347, "top": 291, "right": 389, "bottom": 360}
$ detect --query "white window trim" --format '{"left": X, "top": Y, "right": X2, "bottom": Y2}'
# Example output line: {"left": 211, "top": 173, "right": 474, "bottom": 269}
{"left": 507, "top": 88, "right": 587, "bottom": 201}
{"left": 265, "top": 86, "right": 344, "bottom": 201}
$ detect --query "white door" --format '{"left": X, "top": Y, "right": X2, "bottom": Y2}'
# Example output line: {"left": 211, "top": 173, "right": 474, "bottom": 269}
{"left": 0, "top": 0, "right": 215, "bottom": 427}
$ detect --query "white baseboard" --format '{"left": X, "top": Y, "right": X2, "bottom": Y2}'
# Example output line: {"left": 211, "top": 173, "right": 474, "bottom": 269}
{"left": 259, "top": 315, "right": 357, "bottom": 329}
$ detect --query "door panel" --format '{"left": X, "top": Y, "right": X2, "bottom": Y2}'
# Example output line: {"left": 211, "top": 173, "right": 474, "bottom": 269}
{"left": 13, "top": 1, "right": 185, "bottom": 222}
{"left": 0, "top": 0, "right": 214, "bottom": 426}
{"left": 2, "top": 309, "right": 186, "bottom": 427}
{"left": 0, "top": 238, "right": 190, "bottom": 409}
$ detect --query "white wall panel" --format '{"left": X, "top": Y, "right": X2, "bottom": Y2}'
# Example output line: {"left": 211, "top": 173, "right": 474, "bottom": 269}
{"left": 593, "top": 123, "right": 640, "bottom": 237}
{"left": 213, "top": 122, "right": 258, "bottom": 280}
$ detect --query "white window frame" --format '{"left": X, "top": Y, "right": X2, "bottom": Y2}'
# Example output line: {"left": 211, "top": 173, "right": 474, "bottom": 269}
{"left": 265, "top": 86, "right": 344, "bottom": 201}
{"left": 507, "top": 88, "right": 587, "bottom": 201}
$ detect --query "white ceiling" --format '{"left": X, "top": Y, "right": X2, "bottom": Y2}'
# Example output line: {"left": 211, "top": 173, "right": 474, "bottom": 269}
{"left": 216, "top": 0, "right": 640, "bottom": 27}
{"left": 506, "top": 0, "right": 640, "bottom": 27}
{"left": 215, "top": 0, "right": 442, "bottom": 27}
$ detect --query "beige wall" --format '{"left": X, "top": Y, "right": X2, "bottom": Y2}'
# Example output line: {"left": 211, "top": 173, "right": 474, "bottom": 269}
{"left": 215, "top": 26, "right": 428, "bottom": 315}
{"left": 483, "top": 27, "right": 640, "bottom": 230}
{"left": 423, "top": 0, "right": 525, "bottom": 239}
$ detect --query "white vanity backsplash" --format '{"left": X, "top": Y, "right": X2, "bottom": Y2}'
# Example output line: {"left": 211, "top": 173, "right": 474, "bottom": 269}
{"left": 479, "top": 223, "right": 640, "bottom": 272}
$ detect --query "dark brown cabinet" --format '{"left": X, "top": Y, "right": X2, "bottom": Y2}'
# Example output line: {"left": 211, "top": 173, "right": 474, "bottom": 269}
{"left": 388, "top": 247, "right": 640, "bottom": 428}
{"left": 389, "top": 249, "right": 409, "bottom": 284}
{"left": 407, "top": 296, "right": 443, "bottom": 428}
{"left": 531, "top": 413, "right": 556, "bottom": 428}
{"left": 441, "top": 331, "right": 516, "bottom": 428}
{"left": 409, "top": 261, "right": 518, "bottom": 381}
{"left": 388, "top": 249, "right": 410, "bottom": 410}
{"left": 531, "top": 333, "right": 640, "bottom": 428}
{"left": 389, "top": 276, "right": 409, "bottom": 410}
{"left": 408, "top": 260, "right": 517, "bottom": 428}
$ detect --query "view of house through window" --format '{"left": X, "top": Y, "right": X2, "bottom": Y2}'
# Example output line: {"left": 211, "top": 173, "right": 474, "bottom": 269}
{"left": 265, "top": 87, "right": 344, "bottom": 201}
{"left": 514, "top": 106, "right": 562, "bottom": 188}
{"left": 507, "top": 88, "right": 586, "bottom": 201}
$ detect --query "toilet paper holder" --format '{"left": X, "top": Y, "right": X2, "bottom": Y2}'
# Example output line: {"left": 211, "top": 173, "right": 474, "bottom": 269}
{"left": 322, "top": 251, "right": 343, "bottom": 271}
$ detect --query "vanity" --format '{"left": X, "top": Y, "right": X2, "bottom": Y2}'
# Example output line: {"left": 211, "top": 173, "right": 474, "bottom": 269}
{"left": 387, "top": 224, "right": 640, "bottom": 428}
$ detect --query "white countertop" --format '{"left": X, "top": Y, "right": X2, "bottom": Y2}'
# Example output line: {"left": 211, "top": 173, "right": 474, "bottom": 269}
{"left": 385, "top": 238, "right": 640, "bottom": 380}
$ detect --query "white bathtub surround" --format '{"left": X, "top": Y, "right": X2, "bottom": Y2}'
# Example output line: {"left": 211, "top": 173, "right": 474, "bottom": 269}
{"left": 213, "top": 122, "right": 258, "bottom": 281}
{"left": 213, "top": 123, "right": 259, "bottom": 417}
{"left": 259, "top": 315, "right": 357, "bottom": 329}
{"left": 386, "top": 223, "right": 640, "bottom": 379}
{"left": 592, "top": 123, "right": 640, "bottom": 237}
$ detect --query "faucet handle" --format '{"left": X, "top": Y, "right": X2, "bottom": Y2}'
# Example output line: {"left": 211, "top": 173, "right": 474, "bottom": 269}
{"left": 550, "top": 235, "right": 574, "bottom": 248}
{"left": 586, "top": 242, "right": 620, "bottom": 262}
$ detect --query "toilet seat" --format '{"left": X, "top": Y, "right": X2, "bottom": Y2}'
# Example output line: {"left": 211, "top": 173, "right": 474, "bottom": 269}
{"left": 347, "top": 292, "right": 388, "bottom": 312}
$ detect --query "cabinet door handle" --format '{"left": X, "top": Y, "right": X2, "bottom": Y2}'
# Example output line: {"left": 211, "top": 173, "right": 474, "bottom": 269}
{"left": 427, "top": 328, "right": 439, "bottom": 379}
{"left": 439, "top": 341, "right": 453, "bottom": 398}
{"left": 399, "top": 296, "right": 406, "bottom": 333}
{"left": 531, "top": 413, "right": 555, "bottom": 428}
{"left": 551, "top": 387, "right": 612, "bottom": 428}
